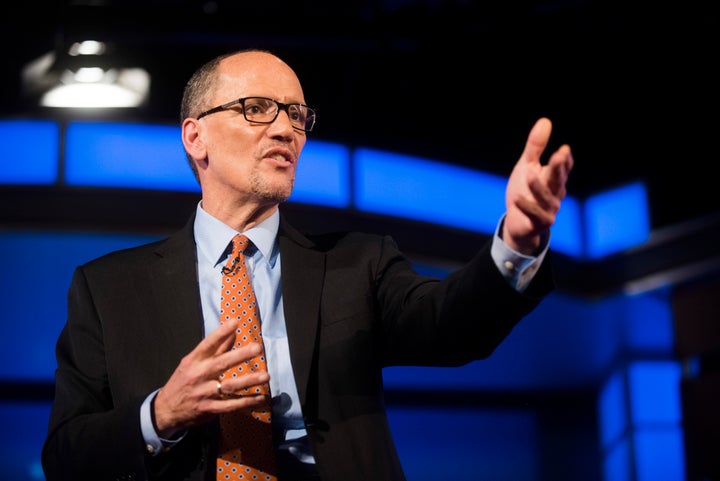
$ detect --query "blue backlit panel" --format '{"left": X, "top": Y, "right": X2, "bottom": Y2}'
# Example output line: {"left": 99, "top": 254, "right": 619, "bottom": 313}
{"left": 354, "top": 148, "right": 506, "bottom": 234}
{"left": 0, "top": 231, "right": 162, "bottom": 381}
{"left": 628, "top": 361, "right": 682, "bottom": 425}
{"left": 635, "top": 429, "right": 685, "bottom": 481}
{"left": 603, "top": 438, "right": 631, "bottom": 481}
{"left": 65, "top": 121, "right": 198, "bottom": 191}
{"left": 584, "top": 182, "right": 650, "bottom": 259}
{"left": 599, "top": 360, "right": 685, "bottom": 481}
{"left": 289, "top": 140, "right": 351, "bottom": 207}
{"left": 1, "top": 120, "right": 59, "bottom": 185}
{"left": 353, "top": 147, "right": 584, "bottom": 255}
{"left": 551, "top": 194, "right": 583, "bottom": 257}
{"left": 599, "top": 370, "right": 627, "bottom": 449}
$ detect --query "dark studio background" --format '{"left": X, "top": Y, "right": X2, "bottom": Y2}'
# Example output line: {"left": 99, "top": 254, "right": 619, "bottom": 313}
{"left": 1, "top": 1, "right": 719, "bottom": 480}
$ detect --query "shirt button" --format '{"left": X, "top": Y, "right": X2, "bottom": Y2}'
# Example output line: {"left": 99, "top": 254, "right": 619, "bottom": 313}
{"left": 146, "top": 444, "right": 155, "bottom": 454}
{"left": 504, "top": 260, "right": 515, "bottom": 271}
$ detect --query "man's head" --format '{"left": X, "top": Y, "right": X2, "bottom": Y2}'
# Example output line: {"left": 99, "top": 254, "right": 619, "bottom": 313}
{"left": 180, "top": 49, "right": 312, "bottom": 221}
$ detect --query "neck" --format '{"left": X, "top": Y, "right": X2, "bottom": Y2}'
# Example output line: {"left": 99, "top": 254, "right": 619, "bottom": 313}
{"left": 201, "top": 198, "right": 278, "bottom": 232}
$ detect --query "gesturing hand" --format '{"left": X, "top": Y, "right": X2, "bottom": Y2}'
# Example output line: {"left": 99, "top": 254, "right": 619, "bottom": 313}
{"left": 152, "top": 319, "right": 270, "bottom": 439}
{"left": 503, "top": 117, "right": 574, "bottom": 255}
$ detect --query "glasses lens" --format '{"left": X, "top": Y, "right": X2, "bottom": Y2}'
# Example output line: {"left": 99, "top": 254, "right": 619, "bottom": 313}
{"left": 288, "top": 105, "right": 316, "bottom": 132}
{"left": 287, "top": 104, "right": 306, "bottom": 125}
{"left": 302, "top": 105, "right": 315, "bottom": 132}
{"left": 243, "top": 98, "right": 277, "bottom": 123}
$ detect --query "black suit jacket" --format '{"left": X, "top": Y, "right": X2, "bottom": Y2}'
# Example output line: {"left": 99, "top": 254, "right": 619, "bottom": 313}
{"left": 42, "top": 210, "right": 554, "bottom": 481}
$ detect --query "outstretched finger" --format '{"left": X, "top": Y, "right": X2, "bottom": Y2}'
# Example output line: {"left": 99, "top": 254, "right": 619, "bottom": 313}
{"left": 543, "top": 145, "right": 573, "bottom": 197}
{"left": 193, "top": 319, "right": 237, "bottom": 359}
{"left": 213, "top": 342, "right": 264, "bottom": 376}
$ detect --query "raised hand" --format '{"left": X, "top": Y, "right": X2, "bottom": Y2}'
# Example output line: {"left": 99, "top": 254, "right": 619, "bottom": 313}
{"left": 503, "top": 117, "right": 574, "bottom": 255}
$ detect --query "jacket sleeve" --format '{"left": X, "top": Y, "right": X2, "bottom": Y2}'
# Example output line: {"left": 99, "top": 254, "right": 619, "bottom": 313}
{"left": 41, "top": 265, "right": 151, "bottom": 481}
{"left": 374, "top": 234, "right": 555, "bottom": 366}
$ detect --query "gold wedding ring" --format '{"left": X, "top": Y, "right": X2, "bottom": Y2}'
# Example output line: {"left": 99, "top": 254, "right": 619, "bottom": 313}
{"left": 217, "top": 379, "right": 242, "bottom": 398}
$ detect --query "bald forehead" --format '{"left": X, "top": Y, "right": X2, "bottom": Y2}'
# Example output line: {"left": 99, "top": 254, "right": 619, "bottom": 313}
{"left": 214, "top": 51, "right": 304, "bottom": 102}
{"left": 220, "top": 51, "right": 291, "bottom": 72}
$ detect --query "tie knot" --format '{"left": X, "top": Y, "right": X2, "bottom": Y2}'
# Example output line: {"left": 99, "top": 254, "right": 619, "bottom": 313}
{"left": 231, "top": 234, "right": 250, "bottom": 255}
{"left": 222, "top": 234, "right": 251, "bottom": 276}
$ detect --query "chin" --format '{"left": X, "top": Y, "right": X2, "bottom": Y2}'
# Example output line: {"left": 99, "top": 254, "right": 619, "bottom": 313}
{"left": 251, "top": 174, "right": 294, "bottom": 203}
{"left": 261, "top": 187, "right": 292, "bottom": 204}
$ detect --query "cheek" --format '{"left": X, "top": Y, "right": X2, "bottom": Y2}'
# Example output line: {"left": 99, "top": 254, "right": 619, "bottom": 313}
{"left": 295, "top": 136, "right": 307, "bottom": 155}
{"left": 212, "top": 138, "right": 254, "bottom": 170}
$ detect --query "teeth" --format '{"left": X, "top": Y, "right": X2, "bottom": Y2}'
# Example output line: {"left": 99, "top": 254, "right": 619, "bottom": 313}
{"left": 270, "top": 154, "right": 286, "bottom": 162}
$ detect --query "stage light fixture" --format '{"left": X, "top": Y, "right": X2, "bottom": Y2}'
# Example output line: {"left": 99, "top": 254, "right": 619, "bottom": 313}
{"left": 21, "top": 40, "right": 150, "bottom": 109}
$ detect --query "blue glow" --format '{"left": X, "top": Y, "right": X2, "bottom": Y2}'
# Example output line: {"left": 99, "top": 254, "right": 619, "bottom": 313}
{"left": 0, "top": 401, "right": 52, "bottom": 481}
{"left": 289, "top": 140, "right": 351, "bottom": 207}
{"left": 65, "top": 121, "right": 198, "bottom": 191}
{"left": 412, "top": 263, "right": 452, "bottom": 278}
{"left": 0, "top": 231, "right": 162, "bottom": 381}
{"left": 0, "top": 120, "right": 655, "bottom": 260}
{"left": 585, "top": 182, "right": 650, "bottom": 259}
{"left": 628, "top": 361, "right": 682, "bottom": 425}
{"left": 600, "top": 361, "right": 685, "bottom": 481}
{"left": 388, "top": 406, "right": 537, "bottom": 481}
{"left": 635, "top": 429, "right": 686, "bottom": 481}
{"left": 624, "top": 288, "right": 675, "bottom": 353}
{"left": 1, "top": 120, "right": 59, "bottom": 185}
{"left": 354, "top": 148, "right": 506, "bottom": 234}
{"left": 599, "top": 370, "right": 627, "bottom": 448}
{"left": 550, "top": 194, "right": 583, "bottom": 257}
{"left": 603, "top": 438, "right": 631, "bottom": 481}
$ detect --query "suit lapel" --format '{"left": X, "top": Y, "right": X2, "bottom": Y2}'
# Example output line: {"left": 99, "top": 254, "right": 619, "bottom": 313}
{"left": 148, "top": 216, "right": 205, "bottom": 366}
{"left": 278, "top": 217, "right": 325, "bottom": 406}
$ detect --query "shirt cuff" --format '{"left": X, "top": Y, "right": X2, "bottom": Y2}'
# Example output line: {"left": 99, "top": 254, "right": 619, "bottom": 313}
{"left": 140, "top": 390, "right": 186, "bottom": 456}
{"left": 491, "top": 216, "right": 549, "bottom": 292}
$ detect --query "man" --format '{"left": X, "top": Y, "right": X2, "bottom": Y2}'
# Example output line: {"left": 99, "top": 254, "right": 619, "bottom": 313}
{"left": 42, "top": 49, "right": 573, "bottom": 481}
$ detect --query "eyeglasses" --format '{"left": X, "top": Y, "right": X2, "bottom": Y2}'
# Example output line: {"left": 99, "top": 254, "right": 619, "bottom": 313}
{"left": 196, "top": 96, "right": 316, "bottom": 132}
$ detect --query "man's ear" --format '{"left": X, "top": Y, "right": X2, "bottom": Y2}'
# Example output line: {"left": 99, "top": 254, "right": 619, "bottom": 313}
{"left": 182, "top": 118, "right": 208, "bottom": 168}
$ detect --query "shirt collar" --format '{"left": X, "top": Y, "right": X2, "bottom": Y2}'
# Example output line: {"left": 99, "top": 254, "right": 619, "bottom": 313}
{"left": 193, "top": 202, "right": 280, "bottom": 268}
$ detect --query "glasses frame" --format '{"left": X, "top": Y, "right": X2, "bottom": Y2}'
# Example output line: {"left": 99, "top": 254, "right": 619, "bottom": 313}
{"left": 195, "top": 96, "right": 316, "bottom": 132}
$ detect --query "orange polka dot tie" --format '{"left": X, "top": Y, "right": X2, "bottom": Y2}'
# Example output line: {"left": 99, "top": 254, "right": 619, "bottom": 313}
{"left": 216, "top": 234, "right": 277, "bottom": 481}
